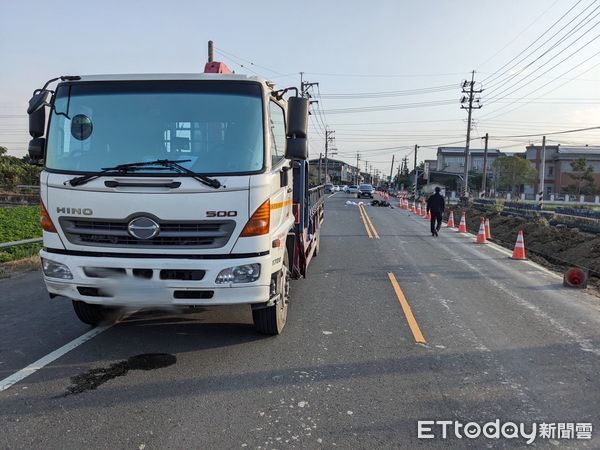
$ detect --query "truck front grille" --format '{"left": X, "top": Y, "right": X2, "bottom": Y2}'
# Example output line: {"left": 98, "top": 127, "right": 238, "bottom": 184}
{"left": 59, "top": 217, "right": 236, "bottom": 249}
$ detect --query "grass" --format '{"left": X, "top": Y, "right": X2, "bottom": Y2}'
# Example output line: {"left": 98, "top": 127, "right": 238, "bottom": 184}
{"left": 0, "top": 206, "right": 42, "bottom": 243}
{"left": 0, "top": 206, "right": 42, "bottom": 264}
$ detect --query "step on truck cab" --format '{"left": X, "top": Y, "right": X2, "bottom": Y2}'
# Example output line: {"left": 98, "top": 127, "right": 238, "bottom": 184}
{"left": 26, "top": 63, "right": 324, "bottom": 335}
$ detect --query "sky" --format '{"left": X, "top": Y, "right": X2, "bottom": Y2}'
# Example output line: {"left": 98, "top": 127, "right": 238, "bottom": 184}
{"left": 1, "top": 0, "right": 600, "bottom": 177}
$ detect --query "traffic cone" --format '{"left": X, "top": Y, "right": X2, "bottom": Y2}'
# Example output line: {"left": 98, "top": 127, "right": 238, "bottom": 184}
{"left": 484, "top": 218, "right": 492, "bottom": 239}
{"left": 457, "top": 212, "right": 467, "bottom": 233}
{"left": 417, "top": 203, "right": 422, "bottom": 216}
{"left": 412, "top": 202, "right": 417, "bottom": 213}
{"left": 424, "top": 209, "right": 430, "bottom": 220}
{"left": 563, "top": 267, "right": 588, "bottom": 288}
{"left": 475, "top": 218, "right": 488, "bottom": 244}
{"left": 447, "top": 211, "right": 455, "bottom": 228}
{"left": 511, "top": 230, "right": 527, "bottom": 260}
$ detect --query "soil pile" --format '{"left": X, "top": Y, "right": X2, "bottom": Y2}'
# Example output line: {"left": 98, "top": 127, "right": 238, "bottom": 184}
{"left": 448, "top": 206, "right": 600, "bottom": 287}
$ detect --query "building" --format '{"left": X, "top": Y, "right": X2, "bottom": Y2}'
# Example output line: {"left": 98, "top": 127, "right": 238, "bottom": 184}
{"left": 308, "top": 157, "right": 360, "bottom": 185}
{"left": 525, "top": 145, "right": 600, "bottom": 196}
{"left": 436, "top": 147, "right": 504, "bottom": 174}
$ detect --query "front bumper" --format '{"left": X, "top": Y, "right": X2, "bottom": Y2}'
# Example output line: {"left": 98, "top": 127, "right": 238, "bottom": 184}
{"left": 40, "top": 249, "right": 271, "bottom": 307}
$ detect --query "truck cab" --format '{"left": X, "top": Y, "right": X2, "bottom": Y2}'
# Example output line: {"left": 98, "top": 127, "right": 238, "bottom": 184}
{"left": 27, "top": 70, "right": 322, "bottom": 335}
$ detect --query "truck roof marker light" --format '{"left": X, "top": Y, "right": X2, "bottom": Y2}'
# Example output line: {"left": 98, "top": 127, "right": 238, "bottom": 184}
{"left": 241, "top": 200, "right": 270, "bottom": 237}
{"left": 40, "top": 201, "right": 57, "bottom": 232}
{"left": 203, "top": 61, "right": 233, "bottom": 74}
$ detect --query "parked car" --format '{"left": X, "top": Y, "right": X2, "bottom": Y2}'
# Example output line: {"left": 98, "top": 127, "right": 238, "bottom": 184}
{"left": 348, "top": 185, "right": 359, "bottom": 194}
{"left": 358, "top": 184, "right": 375, "bottom": 198}
{"left": 324, "top": 183, "right": 334, "bottom": 193}
{"left": 342, "top": 185, "right": 349, "bottom": 192}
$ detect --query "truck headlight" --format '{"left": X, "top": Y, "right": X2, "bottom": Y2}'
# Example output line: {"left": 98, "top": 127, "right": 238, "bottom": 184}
{"left": 215, "top": 264, "right": 261, "bottom": 284}
{"left": 41, "top": 258, "right": 73, "bottom": 279}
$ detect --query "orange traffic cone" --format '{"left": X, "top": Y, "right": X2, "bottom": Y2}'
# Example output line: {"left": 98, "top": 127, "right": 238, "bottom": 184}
{"left": 457, "top": 212, "right": 467, "bottom": 233}
{"left": 417, "top": 203, "right": 422, "bottom": 216}
{"left": 511, "top": 230, "right": 527, "bottom": 260}
{"left": 447, "top": 211, "right": 455, "bottom": 228}
{"left": 412, "top": 202, "right": 417, "bottom": 213}
{"left": 424, "top": 209, "right": 431, "bottom": 220}
{"left": 484, "top": 218, "right": 492, "bottom": 240}
{"left": 475, "top": 218, "right": 488, "bottom": 244}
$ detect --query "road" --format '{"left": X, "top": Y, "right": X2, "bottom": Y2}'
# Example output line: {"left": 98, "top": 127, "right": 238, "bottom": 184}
{"left": 1, "top": 193, "right": 599, "bottom": 449}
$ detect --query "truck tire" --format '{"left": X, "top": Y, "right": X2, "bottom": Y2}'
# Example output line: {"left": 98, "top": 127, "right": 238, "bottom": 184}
{"left": 72, "top": 300, "right": 112, "bottom": 326}
{"left": 253, "top": 250, "right": 290, "bottom": 335}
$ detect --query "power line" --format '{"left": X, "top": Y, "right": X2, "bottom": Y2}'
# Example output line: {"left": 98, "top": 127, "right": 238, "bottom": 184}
{"left": 321, "top": 99, "right": 458, "bottom": 114}
{"left": 482, "top": 0, "right": 587, "bottom": 84}
{"left": 483, "top": 1, "right": 600, "bottom": 95}
{"left": 477, "top": 0, "right": 562, "bottom": 70}
{"left": 483, "top": 16, "right": 600, "bottom": 104}
{"left": 479, "top": 47, "right": 600, "bottom": 121}
{"left": 214, "top": 47, "right": 289, "bottom": 77}
{"left": 317, "top": 84, "right": 457, "bottom": 99}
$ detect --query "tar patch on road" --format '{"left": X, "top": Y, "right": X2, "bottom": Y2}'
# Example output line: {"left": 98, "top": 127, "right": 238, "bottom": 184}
{"left": 62, "top": 353, "right": 176, "bottom": 396}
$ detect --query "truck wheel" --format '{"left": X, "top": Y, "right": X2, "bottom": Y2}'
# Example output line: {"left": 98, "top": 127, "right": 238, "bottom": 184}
{"left": 72, "top": 300, "right": 113, "bottom": 326}
{"left": 253, "top": 251, "right": 290, "bottom": 335}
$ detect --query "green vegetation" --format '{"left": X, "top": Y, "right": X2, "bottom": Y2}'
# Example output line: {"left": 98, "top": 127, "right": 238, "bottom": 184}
{"left": 0, "top": 206, "right": 42, "bottom": 263}
{"left": 0, "top": 206, "right": 42, "bottom": 243}
{"left": 0, "top": 146, "right": 42, "bottom": 191}
{"left": 567, "top": 158, "right": 597, "bottom": 195}
{"left": 492, "top": 156, "right": 538, "bottom": 194}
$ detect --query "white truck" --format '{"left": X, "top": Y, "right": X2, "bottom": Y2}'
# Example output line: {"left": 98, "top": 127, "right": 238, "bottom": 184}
{"left": 26, "top": 60, "right": 324, "bottom": 335}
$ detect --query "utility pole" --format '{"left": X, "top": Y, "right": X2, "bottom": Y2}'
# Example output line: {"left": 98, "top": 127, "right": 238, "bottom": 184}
{"left": 208, "top": 40, "right": 214, "bottom": 62}
{"left": 460, "top": 70, "right": 483, "bottom": 198}
{"left": 481, "top": 133, "right": 489, "bottom": 197}
{"left": 413, "top": 144, "right": 418, "bottom": 197}
{"left": 355, "top": 152, "right": 360, "bottom": 184}
{"left": 324, "top": 128, "right": 335, "bottom": 183}
{"left": 539, "top": 135, "right": 546, "bottom": 206}
{"left": 318, "top": 153, "right": 323, "bottom": 184}
{"left": 389, "top": 155, "right": 395, "bottom": 189}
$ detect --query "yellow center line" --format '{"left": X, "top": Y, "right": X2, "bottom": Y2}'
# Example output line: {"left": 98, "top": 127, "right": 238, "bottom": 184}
{"left": 387, "top": 272, "right": 426, "bottom": 344}
{"left": 360, "top": 204, "right": 380, "bottom": 239}
{"left": 358, "top": 204, "right": 373, "bottom": 239}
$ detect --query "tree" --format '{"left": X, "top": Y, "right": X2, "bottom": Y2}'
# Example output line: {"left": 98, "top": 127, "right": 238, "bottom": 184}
{"left": 492, "top": 156, "right": 538, "bottom": 195}
{"left": 0, "top": 146, "right": 42, "bottom": 191}
{"left": 567, "top": 158, "right": 595, "bottom": 196}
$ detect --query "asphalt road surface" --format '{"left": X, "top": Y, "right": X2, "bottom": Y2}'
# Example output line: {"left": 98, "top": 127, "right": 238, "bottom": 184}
{"left": 1, "top": 193, "right": 599, "bottom": 449}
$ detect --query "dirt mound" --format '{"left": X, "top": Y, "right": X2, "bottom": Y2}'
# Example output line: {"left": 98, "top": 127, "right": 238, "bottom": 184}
{"left": 448, "top": 206, "right": 600, "bottom": 288}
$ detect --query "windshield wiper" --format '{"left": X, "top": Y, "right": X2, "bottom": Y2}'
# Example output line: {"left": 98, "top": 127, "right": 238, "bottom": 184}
{"left": 66, "top": 159, "right": 221, "bottom": 188}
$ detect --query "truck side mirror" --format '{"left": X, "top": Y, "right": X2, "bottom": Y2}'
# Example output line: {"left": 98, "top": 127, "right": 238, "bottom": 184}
{"left": 27, "top": 90, "right": 51, "bottom": 138}
{"left": 28, "top": 137, "right": 46, "bottom": 162}
{"left": 285, "top": 97, "right": 309, "bottom": 160}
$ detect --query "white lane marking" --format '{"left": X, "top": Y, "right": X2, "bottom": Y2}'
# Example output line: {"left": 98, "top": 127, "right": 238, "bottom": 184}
{"left": 327, "top": 192, "right": 338, "bottom": 199}
{"left": 0, "top": 325, "right": 111, "bottom": 392}
{"left": 438, "top": 220, "right": 563, "bottom": 280}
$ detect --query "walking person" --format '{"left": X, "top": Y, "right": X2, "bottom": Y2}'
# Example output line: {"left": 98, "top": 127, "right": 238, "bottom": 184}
{"left": 427, "top": 187, "right": 445, "bottom": 237}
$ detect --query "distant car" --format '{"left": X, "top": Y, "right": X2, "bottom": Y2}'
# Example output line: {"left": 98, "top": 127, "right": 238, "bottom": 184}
{"left": 358, "top": 184, "right": 375, "bottom": 198}
{"left": 348, "top": 185, "right": 359, "bottom": 194}
{"left": 342, "top": 185, "right": 349, "bottom": 192}
{"left": 324, "top": 183, "right": 334, "bottom": 193}
{"left": 333, "top": 185, "right": 340, "bottom": 192}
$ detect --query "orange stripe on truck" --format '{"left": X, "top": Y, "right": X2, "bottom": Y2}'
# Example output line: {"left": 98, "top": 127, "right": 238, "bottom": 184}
{"left": 271, "top": 199, "right": 292, "bottom": 210}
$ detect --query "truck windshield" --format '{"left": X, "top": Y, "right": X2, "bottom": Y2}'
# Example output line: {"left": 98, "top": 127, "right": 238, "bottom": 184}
{"left": 45, "top": 80, "right": 264, "bottom": 175}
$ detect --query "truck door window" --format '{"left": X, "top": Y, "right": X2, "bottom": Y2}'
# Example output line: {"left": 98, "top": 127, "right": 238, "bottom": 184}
{"left": 269, "top": 101, "right": 286, "bottom": 167}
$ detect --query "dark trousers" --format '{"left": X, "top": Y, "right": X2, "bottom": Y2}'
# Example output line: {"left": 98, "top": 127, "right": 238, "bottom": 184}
{"left": 430, "top": 212, "right": 443, "bottom": 234}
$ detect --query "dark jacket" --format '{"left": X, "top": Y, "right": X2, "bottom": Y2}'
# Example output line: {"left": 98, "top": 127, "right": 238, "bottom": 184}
{"left": 427, "top": 192, "right": 445, "bottom": 214}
